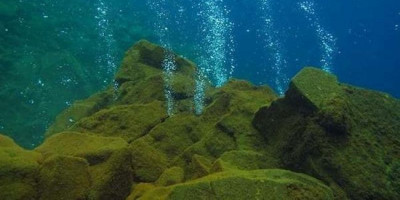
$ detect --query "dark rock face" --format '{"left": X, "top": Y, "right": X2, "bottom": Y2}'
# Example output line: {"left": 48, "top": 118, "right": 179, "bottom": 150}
{"left": 0, "top": 41, "right": 398, "bottom": 200}
{"left": 254, "top": 67, "right": 400, "bottom": 200}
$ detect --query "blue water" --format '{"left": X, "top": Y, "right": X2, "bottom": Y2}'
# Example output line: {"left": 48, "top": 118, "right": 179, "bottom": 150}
{"left": 144, "top": 0, "right": 400, "bottom": 97}
{"left": 228, "top": 0, "right": 400, "bottom": 97}
{"left": 0, "top": 0, "right": 399, "bottom": 148}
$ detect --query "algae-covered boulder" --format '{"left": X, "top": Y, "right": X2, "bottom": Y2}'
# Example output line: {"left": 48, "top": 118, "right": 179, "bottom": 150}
{"left": 155, "top": 167, "right": 185, "bottom": 186}
{"left": 38, "top": 155, "right": 90, "bottom": 200}
{"left": 5, "top": 40, "right": 397, "bottom": 200}
{"left": 254, "top": 67, "right": 400, "bottom": 200}
{"left": 134, "top": 169, "right": 334, "bottom": 200}
{"left": 36, "top": 40, "right": 286, "bottom": 200}
{"left": 45, "top": 40, "right": 197, "bottom": 138}
{"left": 210, "top": 150, "right": 274, "bottom": 173}
{"left": 44, "top": 90, "right": 116, "bottom": 137}
{"left": 0, "top": 134, "right": 42, "bottom": 200}
{"left": 36, "top": 132, "right": 128, "bottom": 160}
{"left": 113, "top": 39, "right": 197, "bottom": 110}
{"left": 72, "top": 101, "right": 168, "bottom": 142}
{"left": 36, "top": 132, "right": 133, "bottom": 200}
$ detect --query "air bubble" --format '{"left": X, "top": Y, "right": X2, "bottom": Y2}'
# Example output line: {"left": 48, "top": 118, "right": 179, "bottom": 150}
{"left": 148, "top": 0, "right": 179, "bottom": 116}
{"left": 299, "top": 1, "right": 337, "bottom": 73}
{"left": 194, "top": 0, "right": 236, "bottom": 114}
{"left": 258, "top": 0, "right": 288, "bottom": 96}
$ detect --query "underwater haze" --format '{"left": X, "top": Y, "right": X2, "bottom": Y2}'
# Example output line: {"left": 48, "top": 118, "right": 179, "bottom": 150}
{"left": 0, "top": 0, "right": 399, "bottom": 148}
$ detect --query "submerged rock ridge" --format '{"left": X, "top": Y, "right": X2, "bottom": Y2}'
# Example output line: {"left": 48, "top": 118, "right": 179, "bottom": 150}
{"left": 0, "top": 40, "right": 398, "bottom": 200}
{"left": 254, "top": 68, "right": 400, "bottom": 200}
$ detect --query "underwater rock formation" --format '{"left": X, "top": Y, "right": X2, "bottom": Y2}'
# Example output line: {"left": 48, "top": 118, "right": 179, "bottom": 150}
{"left": 0, "top": 135, "right": 42, "bottom": 199}
{"left": 254, "top": 67, "right": 400, "bottom": 199}
{"left": 0, "top": 40, "right": 399, "bottom": 200}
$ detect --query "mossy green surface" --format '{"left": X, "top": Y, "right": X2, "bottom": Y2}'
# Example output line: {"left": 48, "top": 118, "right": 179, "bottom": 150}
{"left": 71, "top": 101, "right": 168, "bottom": 142}
{"left": 38, "top": 155, "right": 90, "bottom": 200}
{"left": 155, "top": 167, "right": 185, "bottom": 186}
{"left": 130, "top": 138, "right": 169, "bottom": 182}
{"left": 0, "top": 135, "right": 42, "bottom": 200}
{"left": 254, "top": 67, "right": 400, "bottom": 200}
{"left": 1, "top": 41, "right": 398, "bottom": 199}
{"left": 36, "top": 132, "right": 132, "bottom": 200}
{"left": 36, "top": 132, "right": 128, "bottom": 161}
{"left": 137, "top": 169, "right": 334, "bottom": 200}
{"left": 211, "top": 150, "right": 276, "bottom": 172}
{"left": 88, "top": 147, "right": 133, "bottom": 200}
{"left": 45, "top": 90, "right": 116, "bottom": 137}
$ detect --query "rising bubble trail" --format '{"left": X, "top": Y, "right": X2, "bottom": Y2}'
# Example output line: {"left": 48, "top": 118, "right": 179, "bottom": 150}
{"left": 148, "top": 0, "right": 178, "bottom": 116}
{"left": 299, "top": 1, "right": 337, "bottom": 73}
{"left": 95, "top": 0, "right": 119, "bottom": 100}
{"left": 258, "top": 0, "right": 288, "bottom": 96}
{"left": 194, "top": 0, "right": 235, "bottom": 114}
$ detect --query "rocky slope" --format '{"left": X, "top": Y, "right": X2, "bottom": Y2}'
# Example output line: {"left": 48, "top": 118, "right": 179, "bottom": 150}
{"left": 0, "top": 40, "right": 399, "bottom": 200}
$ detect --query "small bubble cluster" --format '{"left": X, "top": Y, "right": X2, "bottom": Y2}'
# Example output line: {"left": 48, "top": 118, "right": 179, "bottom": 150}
{"left": 162, "top": 52, "right": 178, "bottom": 116}
{"left": 148, "top": 0, "right": 179, "bottom": 116}
{"left": 194, "top": 72, "right": 207, "bottom": 115}
{"left": 194, "top": 0, "right": 236, "bottom": 114}
{"left": 258, "top": 0, "right": 289, "bottom": 96}
{"left": 197, "top": 0, "right": 235, "bottom": 87}
{"left": 95, "top": 0, "right": 117, "bottom": 82}
{"left": 299, "top": 1, "right": 337, "bottom": 73}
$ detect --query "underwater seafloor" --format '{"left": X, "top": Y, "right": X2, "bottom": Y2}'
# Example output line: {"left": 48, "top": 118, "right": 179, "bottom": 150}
{"left": 1, "top": 0, "right": 400, "bottom": 200}
{"left": 1, "top": 40, "right": 400, "bottom": 200}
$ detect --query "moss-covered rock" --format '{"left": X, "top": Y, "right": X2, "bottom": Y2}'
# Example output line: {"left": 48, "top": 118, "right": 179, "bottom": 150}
{"left": 114, "top": 40, "right": 197, "bottom": 111}
{"left": 45, "top": 90, "right": 116, "bottom": 137}
{"left": 38, "top": 155, "right": 90, "bottom": 200}
{"left": 45, "top": 40, "right": 199, "bottom": 140}
{"left": 6, "top": 41, "right": 397, "bottom": 200}
{"left": 136, "top": 169, "right": 334, "bottom": 200}
{"left": 210, "top": 150, "right": 276, "bottom": 173}
{"left": 37, "top": 41, "right": 281, "bottom": 199}
{"left": 88, "top": 147, "right": 133, "bottom": 200}
{"left": 156, "top": 167, "right": 185, "bottom": 186}
{"left": 254, "top": 67, "right": 400, "bottom": 200}
{"left": 36, "top": 132, "right": 127, "bottom": 160}
{"left": 36, "top": 132, "right": 133, "bottom": 200}
{"left": 126, "top": 183, "right": 156, "bottom": 200}
{"left": 0, "top": 134, "right": 42, "bottom": 200}
{"left": 186, "top": 154, "right": 213, "bottom": 180}
{"left": 130, "top": 138, "right": 169, "bottom": 182}
{"left": 71, "top": 101, "right": 168, "bottom": 142}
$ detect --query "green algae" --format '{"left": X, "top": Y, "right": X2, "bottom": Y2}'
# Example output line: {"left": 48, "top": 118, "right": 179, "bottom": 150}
{"left": 0, "top": 135, "right": 42, "bottom": 200}
{"left": 36, "top": 132, "right": 128, "bottom": 159}
{"left": 137, "top": 169, "right": 334, "bottom": 200}
{"left": 254, "top": 67, "right": 400, "bottom": 200}
{"left": 1, "top": 41, "right": 399, "bottom": 200}
{"left": 71, "top": 101, "right": 168, "bottom": 142}
{"left": 35, "top": 132, "right": 133, "bottom": 200}
{"left": 38, "top": 155, "right": 90, "bottom": 200}
{"left": 155, "top": 167, "right": 185, "bottom": 186}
